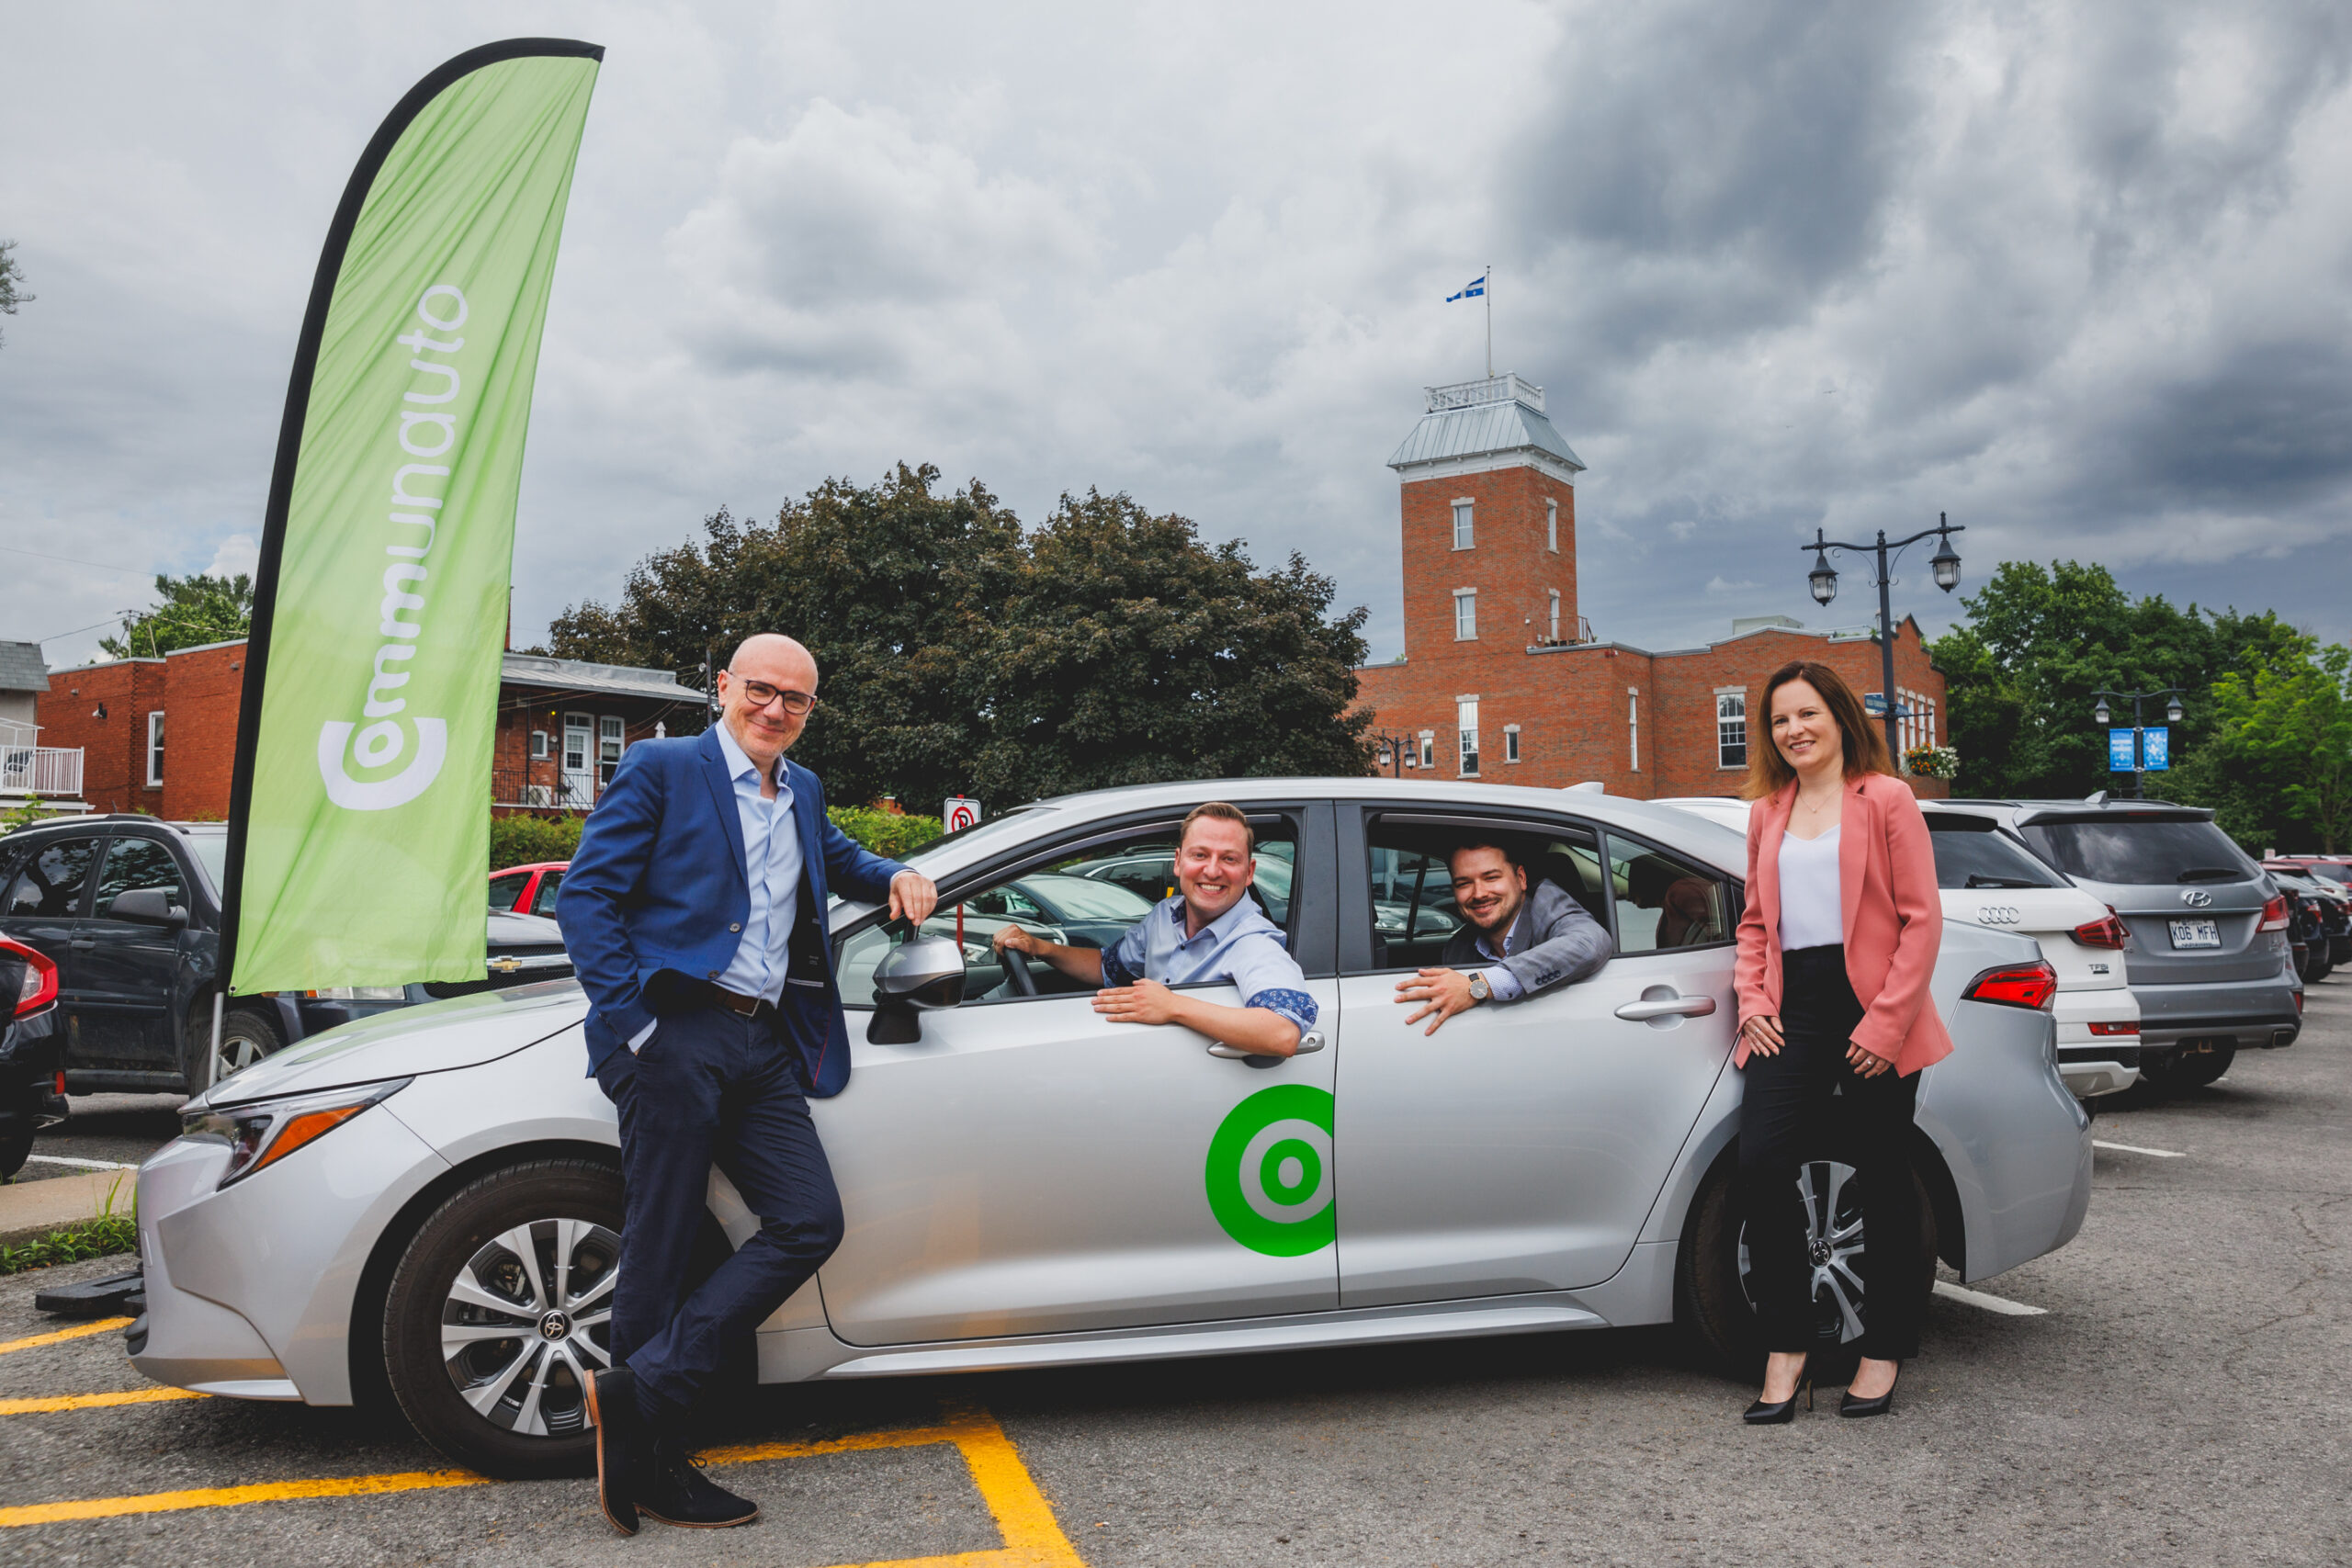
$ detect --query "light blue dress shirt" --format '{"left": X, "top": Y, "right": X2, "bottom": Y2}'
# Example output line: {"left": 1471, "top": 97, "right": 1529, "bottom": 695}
{"left": 1471, "top": 923, "right": 1528, "bottom": 1001}
{"left": 628, "top": 722, "right": 803, "bottom": 1051}
{"left": 1101, "top": 896, "right": 1317, "bottom": 1033}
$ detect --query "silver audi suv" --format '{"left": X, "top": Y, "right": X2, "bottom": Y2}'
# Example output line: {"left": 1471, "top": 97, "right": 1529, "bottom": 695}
{"left": 1948, "top": 798, "right": 2301, "bottom": 1089}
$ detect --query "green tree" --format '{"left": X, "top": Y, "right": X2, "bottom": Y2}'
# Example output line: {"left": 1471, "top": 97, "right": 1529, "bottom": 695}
{"left": 548, "top": 467, "right": 1372, "bottom": 808}
{"left": 2181, "top": 638, "right": 2352, "bottom": 853}
{"left": 100, "top": 572, "right": 254, "bottom": 659}
{"left": 1928, "top": 560, "right": 2297, "bottom": 799}
{"left": 0, "top": 241, "right": 29, "bottom": 348}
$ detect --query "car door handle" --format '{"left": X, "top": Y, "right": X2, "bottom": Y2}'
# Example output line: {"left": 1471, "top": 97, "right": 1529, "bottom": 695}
{"left": 1614, "top": 995, "right": 1717, "bottom": 1021}
{"left": 1209, "top": 1030, "right": 1326, "bottom": 1060}
{"left": 70, "top": 939, "right": 96, "bottom": 950}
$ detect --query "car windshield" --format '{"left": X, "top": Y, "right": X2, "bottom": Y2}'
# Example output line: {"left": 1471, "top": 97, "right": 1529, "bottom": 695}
{"left": 2019, "top": 816, "right": 2255, "bottom": 886}
{"left": 1013, "top": 874, "right": 1157, "bottom": 922}
{"left": 182, "top": 830, "right": 228, "bottom": 897}
{"left": 1926, "top": 818, "right": 2063, "bottom": 890}
{"left": 2308, "top": 864, "right": 2350, "bottom": 886}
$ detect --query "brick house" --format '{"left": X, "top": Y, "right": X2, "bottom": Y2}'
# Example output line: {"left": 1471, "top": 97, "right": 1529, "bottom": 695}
{"left": 1353, "top": 374, "right": 1949, "bottom": 799}
{"left": 36, "top": 645, "right": 705, "bottom": 819}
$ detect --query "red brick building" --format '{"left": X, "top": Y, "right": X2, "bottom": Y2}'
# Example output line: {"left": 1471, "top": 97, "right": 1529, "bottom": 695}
{"left": 37, "top": 646, "right": 706, "bottom": 819}
{"left": 1354, "top": 374, "right": 1949, "bottom": 799}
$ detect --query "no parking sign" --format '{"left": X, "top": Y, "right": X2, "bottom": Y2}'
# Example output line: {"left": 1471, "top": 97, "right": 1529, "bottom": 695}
{"left": 944, "top": 796, "right": 983, "bottom": 833}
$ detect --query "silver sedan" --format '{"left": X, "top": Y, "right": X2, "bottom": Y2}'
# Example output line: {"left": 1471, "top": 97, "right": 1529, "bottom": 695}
{"left": 130, "top": 779, "right": 2092, "bottom": 1477}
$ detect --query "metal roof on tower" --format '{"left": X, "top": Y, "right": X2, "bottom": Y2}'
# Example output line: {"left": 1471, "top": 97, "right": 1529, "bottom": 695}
{"left": 1386, "top": 373, "right": 1585, "bottom": 475}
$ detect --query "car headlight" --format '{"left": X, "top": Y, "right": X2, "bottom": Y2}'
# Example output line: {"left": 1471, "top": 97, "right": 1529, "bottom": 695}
{"left": 303, "top": 986, "right": 410, "bottom": 1001}
{"left": 179, "top": 1078, "right": 411, "bottom": 1188}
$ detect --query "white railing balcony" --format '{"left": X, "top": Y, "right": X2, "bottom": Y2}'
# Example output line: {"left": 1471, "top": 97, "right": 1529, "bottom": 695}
{"left": 1426, "top": 373, "right": 1544, "bottom": 413}
{"left": 0, "top": 746, "right": 84, "bottom": 797}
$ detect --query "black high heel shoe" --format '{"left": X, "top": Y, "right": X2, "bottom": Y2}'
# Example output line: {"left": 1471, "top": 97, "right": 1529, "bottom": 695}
{"left": 1742, "top": 1377, "right": 1813, "bottom": 1425}
{"left": 1839, "top": 1365, "right": 1900, "bottom": 1418}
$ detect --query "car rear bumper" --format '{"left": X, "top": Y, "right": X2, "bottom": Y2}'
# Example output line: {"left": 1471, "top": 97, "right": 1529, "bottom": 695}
{"left": 2132, "top": 973, "right": 2301, "bottom": 1051}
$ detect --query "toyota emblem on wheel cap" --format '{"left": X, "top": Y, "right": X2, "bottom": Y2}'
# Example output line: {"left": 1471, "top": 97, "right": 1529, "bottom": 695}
{"left": 2180, "top": 888, "right": 2213, "bottom": 908}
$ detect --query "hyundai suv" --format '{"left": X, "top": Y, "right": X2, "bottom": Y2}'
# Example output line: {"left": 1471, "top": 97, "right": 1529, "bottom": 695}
{"left": 1949, "top": 799, "right": 2300, "bottom": 1089}
{"left": 0, "top": 816, "right": 572, "bottom": 1093}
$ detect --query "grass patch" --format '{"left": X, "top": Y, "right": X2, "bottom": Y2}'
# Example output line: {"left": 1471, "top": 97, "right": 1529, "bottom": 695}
{"left": 0, "top": 1215, "right": 137, "bottom": 1276}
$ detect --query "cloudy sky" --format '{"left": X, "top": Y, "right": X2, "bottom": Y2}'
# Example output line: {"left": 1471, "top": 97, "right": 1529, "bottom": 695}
{"left": 4, "top": 0, "right": 2349, "bottom": 675}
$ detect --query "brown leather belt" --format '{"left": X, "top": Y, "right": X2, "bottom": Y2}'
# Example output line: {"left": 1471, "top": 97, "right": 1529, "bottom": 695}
{"left": 673, "top": 976, "right": 776, "bottom": 1021}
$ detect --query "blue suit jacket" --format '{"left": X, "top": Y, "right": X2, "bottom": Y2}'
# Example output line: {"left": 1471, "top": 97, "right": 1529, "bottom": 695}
{"left": 557, "top": 728, "right": 907, "bottom": 1096}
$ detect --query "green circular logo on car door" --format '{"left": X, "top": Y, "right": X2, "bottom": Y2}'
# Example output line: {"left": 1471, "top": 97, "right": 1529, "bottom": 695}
{"left": 1204, "top": 1084, "right": 1336, "bottom": 1257}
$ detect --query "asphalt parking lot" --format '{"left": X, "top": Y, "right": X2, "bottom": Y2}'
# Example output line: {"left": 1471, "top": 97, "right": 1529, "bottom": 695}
{"left": 0, "top": 986, "right": 2345, "bottom": 1567}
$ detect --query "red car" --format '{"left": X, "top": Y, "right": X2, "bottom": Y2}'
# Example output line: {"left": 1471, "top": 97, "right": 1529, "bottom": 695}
{"left": 2266, "top": 855, "right": 2352, "bottom": 889}
{"left": 488, "top": 861, "right": 567, "bottom": 919}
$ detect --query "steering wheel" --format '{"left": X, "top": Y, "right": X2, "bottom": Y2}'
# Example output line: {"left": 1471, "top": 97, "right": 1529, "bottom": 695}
{"left": 999, "top": 940, "right": 1040, "bottom": 998}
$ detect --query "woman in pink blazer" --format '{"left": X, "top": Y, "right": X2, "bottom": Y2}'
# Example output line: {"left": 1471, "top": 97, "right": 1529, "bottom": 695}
{"left": 1733, "top": 660, "right": 1949, "bottom": 1425}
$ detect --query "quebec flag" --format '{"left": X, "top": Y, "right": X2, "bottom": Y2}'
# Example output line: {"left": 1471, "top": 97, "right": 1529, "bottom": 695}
{"left": 1446, "top": 276, "right": 1486, "bottom": 301}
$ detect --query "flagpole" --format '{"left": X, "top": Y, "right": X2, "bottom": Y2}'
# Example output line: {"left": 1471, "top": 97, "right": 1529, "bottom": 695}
{"left": 1485, "top": 265, "right": 1493, "bottom": 378}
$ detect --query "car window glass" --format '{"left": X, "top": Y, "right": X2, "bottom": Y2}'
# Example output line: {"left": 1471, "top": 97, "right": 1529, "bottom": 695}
{"left": 1926, "top": 819, "right": 2063, "bottom": 889}
{"left": 1606, "top": 838, "right": 1729, "bottom": 952}
{"left": 839, "top": 818, "right": 1299, "bottom": 1008}
{"left": 1361, "top": 818, "right": 1607, "bottom": 973}
{"left": 2019, "top": 817, "right": 2254, "bottom": 885}
{"left": 179, "top": 831, "right": 227, "bottom": 898}
{"left": 94, "top": 838, "right": 184, "bottom": 917}
{"left": 534, "top": 870, "right": 563, "bottom": 916}
{"left": 6, "top": 837, "right": 100, "bottom": 918}
{"left": 488, "top": 873, "right": 526, "bottom": 912}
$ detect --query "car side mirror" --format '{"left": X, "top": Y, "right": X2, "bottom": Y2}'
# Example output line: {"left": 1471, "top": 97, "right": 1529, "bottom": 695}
{"left": 109, "top": 887, "right": 187, "bottom": 928}
{"left": 866, "top": 934, "right": 967, "bottom": 1043}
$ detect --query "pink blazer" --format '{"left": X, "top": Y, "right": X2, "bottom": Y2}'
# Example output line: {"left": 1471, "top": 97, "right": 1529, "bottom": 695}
{"left": 1734, "top": 772, "right": 1951, "bottom": 1077}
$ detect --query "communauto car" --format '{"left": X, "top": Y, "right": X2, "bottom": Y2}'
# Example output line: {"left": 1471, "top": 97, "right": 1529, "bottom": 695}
{"left": 131, "top": 779, "right": 2091, "bottom": 1479}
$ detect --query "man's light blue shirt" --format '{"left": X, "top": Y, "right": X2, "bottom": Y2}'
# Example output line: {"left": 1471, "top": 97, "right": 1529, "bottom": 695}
{"left": 1101, "top": 895, "right": 1317, "bottom": 1033}
{"left": 711, "top": 719, "right": 804, "bottom": 1005}
{"left": 1471, "top": 923, "right": 1527, "bottom": 1002}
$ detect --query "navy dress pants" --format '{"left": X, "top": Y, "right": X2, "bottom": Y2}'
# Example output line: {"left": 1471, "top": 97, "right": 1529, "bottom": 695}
{"left": 1737, "top": 943, "right": 1926, "bottom": 1361}
{"left": 593, "top": 1005, "right": 843, "bottom": 1423}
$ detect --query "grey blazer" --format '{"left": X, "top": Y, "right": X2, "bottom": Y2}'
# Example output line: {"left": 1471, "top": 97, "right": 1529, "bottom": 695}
{"left": 1441, "top": 878, "right": 1614, "bottom": 999}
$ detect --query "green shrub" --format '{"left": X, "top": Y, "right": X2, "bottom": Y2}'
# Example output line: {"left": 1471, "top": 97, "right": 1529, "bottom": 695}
{"left": 0, "top": 1214, "right": 138, "bottom": 1275}
{"left": 827, "top": 807, "right": 944, "bottom": 861}
{"left": 489, "top": 813, "right": 584, "bottom": 870}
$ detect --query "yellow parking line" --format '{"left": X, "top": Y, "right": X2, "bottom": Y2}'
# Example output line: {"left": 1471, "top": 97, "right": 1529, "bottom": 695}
{"left": 0, "top": 1468, "right": 490, "bottom": 1527}
{"left": 0, "top": 1404, "right": 1090, "bottom": 1566}
{"left": 0, "top": 1318, "right": 132, "bottom": 1357}
{"left": 0, "top": 1388, "right": 209, "bottom": 1415}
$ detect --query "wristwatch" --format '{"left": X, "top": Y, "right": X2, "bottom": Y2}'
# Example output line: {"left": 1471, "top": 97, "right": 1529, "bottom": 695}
{"left": 1467, "top": 972, "right": 1492, "bottom": 1004}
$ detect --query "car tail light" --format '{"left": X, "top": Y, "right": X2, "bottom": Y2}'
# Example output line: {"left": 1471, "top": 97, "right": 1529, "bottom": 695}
{"left": 2295, "top": 990, "right": 2305, "bottom": 1015}
{"left": 2086, "top": 1020, "right": 2140, "bottom": 1036}
{"left": 2259, "top": 896, "right": 2290, "bottom": 932}
{"left": 11, "top": 947, "right": 57, "bottom": 1018}
{"left": 2070, "top": 910, "right": 2131, "bottom": 949}
{"left": 1964, "top": 961, "right": 2058, "bottom": 1010}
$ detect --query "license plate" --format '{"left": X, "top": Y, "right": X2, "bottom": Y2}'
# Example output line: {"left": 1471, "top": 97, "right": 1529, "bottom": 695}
{"left": 2170, "top": 919, "right": 2221, "bottom": 950}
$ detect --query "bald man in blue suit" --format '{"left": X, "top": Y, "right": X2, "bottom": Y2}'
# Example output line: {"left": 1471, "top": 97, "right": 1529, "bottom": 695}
{"left": 559, "top": 633, "right": 936, "bottom": 1534}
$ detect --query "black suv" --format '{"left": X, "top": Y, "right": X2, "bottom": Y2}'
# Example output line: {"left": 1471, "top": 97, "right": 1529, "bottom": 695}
{"left": 0, "top": 816, "right": 571, "bottom": 1094}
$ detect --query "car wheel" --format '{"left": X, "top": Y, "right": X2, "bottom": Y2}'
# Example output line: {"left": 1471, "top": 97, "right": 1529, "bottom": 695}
{"left": 382, "top": 1157, "right": 620, "bottom": 1480}
{"left": 187, "top": 1004, "right": 283, "bottom": 1093}
{"left": 1679, "top": 1151, "right": 1935, "bottom": 1375}
{"left": 2172, "top": 1043, "right": 2235, "bottom": 1089}
{"left": 0, "top": 1122, "right": 31, "bottom": 1180}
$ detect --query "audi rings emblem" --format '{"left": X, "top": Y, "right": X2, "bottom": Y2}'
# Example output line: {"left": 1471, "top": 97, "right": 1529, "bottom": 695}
{"left": 1977, "top": 906, "right": 2020, "bottom": 925}
{"left": 2180, "top": 888, "right": 2214, "bottom": 908}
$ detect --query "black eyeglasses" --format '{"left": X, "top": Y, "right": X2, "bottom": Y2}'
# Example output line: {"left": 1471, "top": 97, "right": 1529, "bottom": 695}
{"left": 728, "top": 673, "right": 816, "bottom": 716}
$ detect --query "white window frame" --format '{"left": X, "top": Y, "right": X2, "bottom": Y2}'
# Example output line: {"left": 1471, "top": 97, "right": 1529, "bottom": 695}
{"left": 1457, "top": 697, "right": 1479, "bottom": 777}
{"left": 529, "top": 728, "right": 550, "bottom": 761}
{"left": 145, "top": 710, "right": 164, "bottom": 788}
{"left": 597, "top": 714, "right": 626, "bottom": 765}
{"left": 1549, "top": 590, "right": 1561, "bottom": 642}
{"left": 1546, "top": 498, "right": 1559, "bottom": 553}
{"left": 1505, "top": 723, "right": 1521, "bottom": 764}
{"left": 1453, "top": 589, "right": 1477, "bottom": 641}
{"left": 1715, "top": 688, "right": 1747, "bottom": 771}
{"left": 1418, "top": 730, "right": 1436, "bottom": 769}
{"left": 1628, "top": 688, "right": 1640, "bottom": 773}
{"left": 1452, "top": 499, "right": 1475, "bottom": 550}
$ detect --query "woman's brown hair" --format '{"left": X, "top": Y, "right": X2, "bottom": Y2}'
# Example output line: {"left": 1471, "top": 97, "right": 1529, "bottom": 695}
{"left": 1738, "top": 660, "right": 1898, "bottom": 800}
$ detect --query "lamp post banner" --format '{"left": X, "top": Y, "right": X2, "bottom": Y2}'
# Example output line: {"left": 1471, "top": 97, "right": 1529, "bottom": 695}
{"left": 223, "top": 40, "right": 603, "bottom": 991}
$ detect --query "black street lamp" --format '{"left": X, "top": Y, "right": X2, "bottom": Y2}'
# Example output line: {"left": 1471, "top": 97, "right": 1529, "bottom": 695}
{"left": 1798, "top": 513, "right": 1964, "bottom": 758}
{"left": 1367, "top": 728, "right": 1413, "bottom": 777}
{"left": 2090, "top": 686, "right": 2189, "bottom": 800}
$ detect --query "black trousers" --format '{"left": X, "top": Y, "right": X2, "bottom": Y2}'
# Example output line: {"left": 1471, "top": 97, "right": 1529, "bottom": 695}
{"left": 1737, "top": 943, "right": 1926, "bottom": 1360}
{"left": 593, "top": 1005, "right": 844, "bottom": 1424}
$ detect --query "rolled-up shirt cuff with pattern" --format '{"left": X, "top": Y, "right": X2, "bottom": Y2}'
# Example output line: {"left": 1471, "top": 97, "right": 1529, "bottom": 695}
{"left": 1483, "top": 964, "right": 1525, "bottom": 1003}
{"left": 1243, "top": 987, "right": 1318, "bottom": 1034}
{"left": 1100, "top": 943, "right": 1140, "bottom": 987}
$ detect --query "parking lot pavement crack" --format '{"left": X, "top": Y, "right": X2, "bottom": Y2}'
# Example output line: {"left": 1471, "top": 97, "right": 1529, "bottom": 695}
{"left": 2218, "top": 1192, "right": 2349, "bottom": 1381}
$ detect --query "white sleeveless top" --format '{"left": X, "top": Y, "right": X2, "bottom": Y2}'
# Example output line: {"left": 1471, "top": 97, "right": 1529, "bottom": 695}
{"left": 1778, "top": 826, "right": 1844, "bottom": 951}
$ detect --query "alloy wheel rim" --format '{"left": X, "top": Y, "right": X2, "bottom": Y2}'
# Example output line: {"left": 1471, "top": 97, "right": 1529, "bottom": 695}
{"left": 209, "top": 1032, "right": 266, "bottom": 1087}
{"left": 1736, "top": 1159, "right": 1869, "bottom": 1345}
{"left": 440, "top": 1217, "right": 618, "bottom": 1437}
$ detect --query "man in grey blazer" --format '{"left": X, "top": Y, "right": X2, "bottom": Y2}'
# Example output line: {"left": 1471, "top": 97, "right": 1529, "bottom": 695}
{"left": 1396, "top": 840, "right": 1613, "bottom": 1033}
